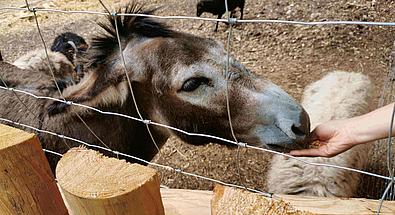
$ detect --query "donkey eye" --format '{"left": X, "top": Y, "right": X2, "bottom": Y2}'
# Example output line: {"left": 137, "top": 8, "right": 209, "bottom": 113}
{"left": 181, "top": 77, "right": 210, "bottom": 92}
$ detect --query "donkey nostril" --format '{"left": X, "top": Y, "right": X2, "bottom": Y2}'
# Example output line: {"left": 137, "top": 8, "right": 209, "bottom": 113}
{"left": 293, "top": 108, "right": 311, "bottom": 138}
{"left": 291, "top": 124, "right": 307, "bottom": 137}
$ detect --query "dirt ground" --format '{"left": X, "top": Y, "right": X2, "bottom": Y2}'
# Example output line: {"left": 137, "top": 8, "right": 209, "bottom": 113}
{"left": 1, "top": 0, "right": 395, "bottom": 192}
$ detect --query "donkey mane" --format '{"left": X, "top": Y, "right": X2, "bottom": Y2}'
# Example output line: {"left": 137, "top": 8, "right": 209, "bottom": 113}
{"left": 87, "top": 3, "right": 174, "bottom": 68}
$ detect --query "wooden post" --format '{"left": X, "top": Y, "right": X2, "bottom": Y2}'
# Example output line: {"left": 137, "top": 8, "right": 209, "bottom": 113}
{"left": 0, "top": 124, "right": 67, "bottom": 215}
{"left": 56, "top": 147, "right": 164, "bottom": 215}
{"left": 211, "top": 185, "right": 313, "bottom": 215}
{"left": 160, "top": 188, "right": 395, "bottom": 215}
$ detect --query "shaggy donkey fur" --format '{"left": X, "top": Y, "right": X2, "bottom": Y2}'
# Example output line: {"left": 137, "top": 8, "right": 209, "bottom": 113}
{"left": 12, "top": 32, "right": 88, "bottom": 90}
{"left": 13, "top": 50, "right": 77, "bottom": 89}
{"left": 0, "top": 57, "right": 62, "bottom": 94}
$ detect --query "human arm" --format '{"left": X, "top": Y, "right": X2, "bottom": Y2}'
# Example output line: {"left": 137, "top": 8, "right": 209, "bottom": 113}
{"left": 290, "top": 102, "right": 395, "bottom": 157}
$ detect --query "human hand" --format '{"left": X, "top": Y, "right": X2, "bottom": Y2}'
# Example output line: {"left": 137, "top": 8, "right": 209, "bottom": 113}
{"left": 289, "top": 119, "right": 358, "bottom": 157}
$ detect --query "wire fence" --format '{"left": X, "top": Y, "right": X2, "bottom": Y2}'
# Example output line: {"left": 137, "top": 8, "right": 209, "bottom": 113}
{"left": 1, "top": 0, "right": 395, "bottom": 213}
{"left": 2, "top": 6, "right": 395, "bottom": 26}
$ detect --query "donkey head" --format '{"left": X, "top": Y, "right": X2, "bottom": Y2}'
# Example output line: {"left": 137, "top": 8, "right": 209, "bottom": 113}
{"left": 47, "top": 3, "right": 310, "bottom": 151}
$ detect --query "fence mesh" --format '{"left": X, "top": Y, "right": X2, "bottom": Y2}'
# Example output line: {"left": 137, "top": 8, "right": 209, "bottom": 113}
{"left": 0, "top": 0, "right": 395, "bottom": 213}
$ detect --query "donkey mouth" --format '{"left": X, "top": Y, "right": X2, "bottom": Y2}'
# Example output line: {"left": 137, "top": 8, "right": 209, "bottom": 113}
{"left": 263, "top": 131, "right": 309, "bottom": 152}
{"left": 265, "top": 141, "right": 307, "bottom": 153}
{"left": 264, "top": 144, "right": 291, "bottom": 153}
{"left": 250, "top": 123, "right": 309, "bottom": 152}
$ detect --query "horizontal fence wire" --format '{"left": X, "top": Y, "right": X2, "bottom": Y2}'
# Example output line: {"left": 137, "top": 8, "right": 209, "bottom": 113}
{"left": 0, "top": 85, "right": 393, "bottom": 181}
{"left": 1, "top": 6, "right": 395, "bottom": 26}
{"left": 43, "top": 148, "right": 64, "bottom": 157}
{"left": 0, "top": 116, "right": 273, "bottom": 198}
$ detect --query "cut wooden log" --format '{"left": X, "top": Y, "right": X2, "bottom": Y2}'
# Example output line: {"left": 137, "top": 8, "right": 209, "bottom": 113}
{"left": 161, "top": 189, "right": 212, "bottom": 215}
{"left": 160, "top": 188, "right": 395, "bottom": 215}
{"left": 56, "top": 147, "right": 164, "bottom": 215}
{"left": 0, "top": 124, "right": 67, "bottom": 215}
{"left": 211, "top": 185, "right": 314, "bottom": 215}
{"left": 277, "top": 194, "right": 395, "bottom": 215}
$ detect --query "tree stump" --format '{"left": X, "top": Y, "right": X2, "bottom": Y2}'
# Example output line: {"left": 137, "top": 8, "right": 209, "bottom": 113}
{"left": 0, "top": 124, "right": 67, "bottom": 215}
{"left": 56, "top": 147, "right": 164, "bottom": 215}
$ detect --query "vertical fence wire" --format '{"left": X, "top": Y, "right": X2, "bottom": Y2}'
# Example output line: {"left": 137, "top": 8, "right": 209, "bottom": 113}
{"left": 383, "top": 44, "right": 395, "bottom": 202}
{"left": 97, "top": 0, "right": 162, "bottom": 156}
{"left": 1, "top": 1, "right": 73, "bottom": 149}
{"left": 387, "top": 44, "right": 395, "bottom": 201}
{"left": 24, "top": 0, "right": 111, "bottom": 151}
{"left": 369, "top": 42, "right": 395, "bottom": 210}
{"left": 222, "top": 0, "right": 251, "bottom": 193}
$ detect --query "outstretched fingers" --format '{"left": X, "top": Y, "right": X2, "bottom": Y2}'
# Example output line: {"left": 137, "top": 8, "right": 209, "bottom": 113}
{"left": 289, "top": 144, "right": 335, "bottom": 158}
